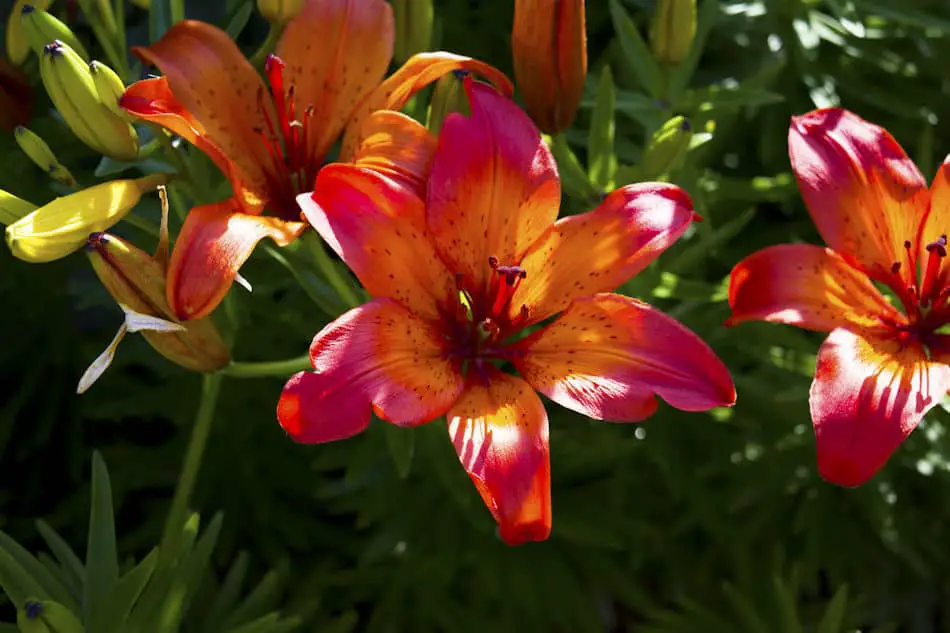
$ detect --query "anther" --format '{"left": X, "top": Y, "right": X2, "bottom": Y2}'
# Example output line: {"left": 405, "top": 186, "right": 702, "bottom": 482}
{"left": 891, "top": 262, "right": 902, "bottom": 274}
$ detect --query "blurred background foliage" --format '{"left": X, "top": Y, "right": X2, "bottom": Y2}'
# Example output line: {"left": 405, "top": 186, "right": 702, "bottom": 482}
{"left": 4, "top": 0, "right": 950, "bottom": 631}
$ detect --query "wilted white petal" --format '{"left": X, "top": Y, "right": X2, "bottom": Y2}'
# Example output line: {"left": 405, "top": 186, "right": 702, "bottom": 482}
{"left": 234, "top": 272, "right": 253, "bottom": 293}
{"left": 120, "top": 304, "right": 185, "bottom": 333}
{"left": 77, "top": 324, "right": 128, "bottom": 394}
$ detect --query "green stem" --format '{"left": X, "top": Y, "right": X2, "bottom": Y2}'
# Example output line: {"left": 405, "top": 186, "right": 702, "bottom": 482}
{"left": 121, "top": 211, "right": 160, "bottom": 238}
{"left": 219, "top": 355, "right": 311, "bottom": 378}
{"left": 159, "top": 372, "right": 223, "bottom": 560}
{"left": 249, "top": 24, "right": 283, "bottom": 69}
{"left": 304, "top": 233, "right": 362, "bottom": 309}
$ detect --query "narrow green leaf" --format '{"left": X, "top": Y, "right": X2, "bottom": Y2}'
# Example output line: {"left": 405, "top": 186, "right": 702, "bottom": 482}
{"left": 204, "top": 552, "right": 250, "bottom": 631}
{"left": 771, "top": 576, "right": 803, "bottom": 633}
{"left": 816, "top": 585, "right": 849, "bottom": 633}
{"left": 0, "top": 531, "right": 77, "bottom": 611}
{"left": 223, "top": 613, "right": 303, "bottom": 633}
{"left": 35, "top": 521, "right": 85, "bottom": 594}
{"left": 224, "top": 1, "right": 254, "bottom": 39}
{"left": 221, "top": 566, "right": 286, "bottom": 630}
{"left": 721, "top": 583, "right": 770, "bottom": 633}
{"left": 0, "top": 623, "right": 20, "bottom": 632}
{"left": 0, "top": 546, "right": 46, "bottom": 609}
{"left": 158, "top": 513, "right": 224, "bottom": 633}
{"left": 548, "top": 134, "right": 601, "bottom": 205}
{"left": 85, "top": 451, "right": 119, "bottom": 633}
{"left": 667, "top": 0, "right": 720, "bottom": 99}
{"left": 588, "top": 65, "right": 617, "bottom": 191}
{"left": 149, "top": 0, "right": 174, "bottom": 43}
{"left": 383, "top": 423, "right": 415, "bottom": 479}
{"left": 106, "top": 548, "right": 159, "bottom": 633}
{"left": 667, "top": 207, "right": 756, "bottom": 273}
{"left": 609, "top": 0, "right": 661, "bottom": 97}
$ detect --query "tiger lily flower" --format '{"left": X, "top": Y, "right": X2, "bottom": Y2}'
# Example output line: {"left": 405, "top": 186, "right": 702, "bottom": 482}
{"left": 279, "top": 78, "right": 736, "bottom": 545}
{"left": 728, "top": 108, "right": 950, "bottom": 487}
{"left": 119, "top": 0, "right": 511, "bottom": 321}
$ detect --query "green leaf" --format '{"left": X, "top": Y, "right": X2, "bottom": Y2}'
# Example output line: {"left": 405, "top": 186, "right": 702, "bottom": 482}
{"left": 84, "top": 451, "right": 119, "bottom": 633}
{"left": 677, "top": 85, "right": 785, "bottom": 114}
{"left": 224, "top": 1, "right": 254, "bottom": 39}
{"left": 816, "top": 585, "right": 849, "bottom": 633}
{"left": 35, "top": 521, "right": 84, "bottom": 594}
{"left": 158, "top": 513, "right": 224, "bottom": 633}
{"left": 0, "top": 545, "right": 46, "bottom": 609}
{"left": 204, "top": 552, "right": 250, "bottom": 631}
{"left": 588, "top": 65, "right": 617, "bottom": 191}
{"left": 667, "top": 0, "right": 720, "bottom": 99}
{"left": 221, "top": 565, "right": 287, "bottom": 630}
{"left": 0, "top": 531, "right": 78, "bottom": 611}
{"left": 383, "top": 423, "right": 415, "bottom": 479}
{"left": 149, "top": 0, "right": 175, "bottom": 43}
{"left": 667, "top": 207, "right": 757, "bottom": 273}
{"left": 548, "top": 134, "right": 600, "bottom": 205}
{"left": 105, "top": 548, "right": 159, "bottom": 633}
{"left": 223, "top": 613, "right": 302, "bottom": 633}
{"left": 609, "top": 0, "right": 661, "bottom": 97}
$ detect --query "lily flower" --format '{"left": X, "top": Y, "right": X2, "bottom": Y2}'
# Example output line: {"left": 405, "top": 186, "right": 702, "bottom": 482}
{"left": 120, "top": 0, "right": 511, "bottom": 321}
{"left": 280, "top": 78, "right": 736, "bottom": 545}
{"left": 728, "top": 108, "right": 950, "bottom": 486}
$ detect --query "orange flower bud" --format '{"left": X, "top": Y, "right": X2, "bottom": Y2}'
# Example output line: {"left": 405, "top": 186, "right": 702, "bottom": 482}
{"left": 85, "top": 232, "right": 230, "bottom": 376}
{"left": 511, "top": 0, "right": 587, "bottom": 134}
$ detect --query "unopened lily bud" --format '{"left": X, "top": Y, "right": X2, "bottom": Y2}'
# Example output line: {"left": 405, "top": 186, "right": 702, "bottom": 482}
{"left": 85, "top": 233, "right": 230, "bottom": 375}
{"left": 650, "top": 0, "right": 696, "bottom": 66}
{"left": 89, "top": 60, "right": 132, "bottom": 121}
{"left": 5, "top": 0, "right": 52, "bottom": 64}
{"left": 256, "top": 0, "right": 304, "bottom": 25}
{"left": 641, "top": 115, "right": 693, "bottom": 178}
{"left": 14, "top": 126, "right": 77, "bottom": 186}
{"left": 5, "top": 173, "right": 167, "bottom": 263}
{"left": 427, "top": 70, "right": 468, "bottom": 135}
{"left": 21, "top": 4, "right": 89, "bottom": 61}
{"left": 393, "top": 0, "right": 434, "bottom": 63}
{"left": 39, "top": 41, "right": 139, "bottom": 160}
{"left": 0, "top": 190, "right": 37, "bottom": 225}
{"left": 511, "top": 0, "right": 587, "bottom": 134}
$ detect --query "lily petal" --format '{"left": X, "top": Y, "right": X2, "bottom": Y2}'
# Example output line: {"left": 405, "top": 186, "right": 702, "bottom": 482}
{"left": 277, "top": 0, "right": 394, "bottom": 168}
{"left": 350, "top": 110, "right": 437, "bottom": 197}
{"left": 448, "top": 367, "right": 551, "bottom": 545}
{"left": 921, "top": 155, "right": 950, "bottom": 294}
{"left": 513, "top": 293, "right": 736, "bottom": 421}
{"left": 789, "top": 108, "right": 929, "bottom": 287}
{"left": 810, "top": 327, "right": 950, "bottom": 486}
{"left": 512, "top": 182, "right": 696, "bottom": 325}
{"left": 167, "top": 200, "right": 306, "bottom": 320}
{"left": 340, "top": 52, "right": 514, "bottom": 159}
{"left": 277, "top": 298, "right": 465, "bottom": 443}
{"left": 298, "top": 165, "right": 455, "bottom": 320}
{"left": 727, "top": 244, "right": 902, "bottom": 332}
{"left": 427, "top": 78, "right": 560, "bottom": 294}
{"left": 131, "top": 21, "right": 274, "bottom": 200}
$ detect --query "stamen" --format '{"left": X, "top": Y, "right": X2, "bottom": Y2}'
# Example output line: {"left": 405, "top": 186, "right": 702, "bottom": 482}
{"left": 921, "top": 234, "right": 948, "bottom": 305}
{"left": 486, "top": 256, "right": 526, "bottom": 317}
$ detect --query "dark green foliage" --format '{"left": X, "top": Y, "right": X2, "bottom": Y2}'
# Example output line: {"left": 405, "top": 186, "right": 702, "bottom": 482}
{"left": 4, "top": 0, "right": 950, "bottom": 631}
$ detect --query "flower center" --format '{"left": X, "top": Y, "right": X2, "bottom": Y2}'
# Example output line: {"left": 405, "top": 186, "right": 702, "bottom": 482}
{"left": 887, "top": 234, "right": 950, "bottom": 335}
{"left": 449, "top": 256, "right": 531, "bottom": 361}
{"left": 253, "top": 55, "right": 316, "bottom": 216}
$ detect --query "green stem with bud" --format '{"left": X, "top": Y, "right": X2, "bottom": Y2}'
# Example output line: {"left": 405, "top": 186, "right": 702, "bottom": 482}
{"left": 219, "top": 355, "right": 311, "bottom": 378}
{"left": 159, "top": 371, "right": 223, "bottom": 561}
{"left": 250, "top": 24, "right": 283, "bottom": 69}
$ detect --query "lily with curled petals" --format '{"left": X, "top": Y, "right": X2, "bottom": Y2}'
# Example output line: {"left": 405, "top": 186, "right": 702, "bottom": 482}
{"left": 119, "top": 0, "right": 511, "bottom": 321}
{"left": 728, "top": 108, "right": 950, "bottom": 487}
{"left": 280, "top": 77, "right": 736, "bottom": 545}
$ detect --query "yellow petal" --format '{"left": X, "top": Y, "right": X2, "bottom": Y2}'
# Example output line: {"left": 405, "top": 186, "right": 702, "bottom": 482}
{"left": 0, "top": 189, "right": 37, "bottom": 225}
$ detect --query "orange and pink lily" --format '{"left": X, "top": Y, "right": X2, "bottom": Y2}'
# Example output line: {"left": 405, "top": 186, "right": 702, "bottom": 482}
{"left": 729, "top": 108, "right": 950, "bottom": 486}
{"left": 119, "top": 0, "right": 510, "bottom": 321}
{"left": 279, "top": 77, "right": 736, "bottom": 544}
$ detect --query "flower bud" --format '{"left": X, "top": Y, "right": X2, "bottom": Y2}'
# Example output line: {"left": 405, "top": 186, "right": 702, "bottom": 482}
{"left": 39, "top": 40, "right": 139, "bottom": 161}
{"left": 427, "top": 70, "right": 468, "bottom": 135}
{"left": 641, "top": 115, "right": 693, "bottom": 178}
{"left": 511, "top": 0, "right": 587, "bottom": 134}
{"left": 89, "top": 60, "right": 132, "bottom": 121}
{"left": 5, "top": 0, "right": 53, "bottom": 64}
{"left": 0, "top": 190, "right": 37, "bottom": 225}
{"left": 256, "top": 0, "right": 304, "bottom": 26}
{"left": 14, "top": 126, "right": 77, "bottom": 186}
{"left": 21, "top": 4, "right": 89, "bottom": 61}
{"left": 650, "top": 0, "right": 696, "bottom": 66}
{"left": 85, "top": 232, "right": 230, "bottom": 378}
{"left": 5, "top": 173, "right": 167, "bottom": 263}
{"left": 393, "top": 0, "right": 434, "bottom": 64}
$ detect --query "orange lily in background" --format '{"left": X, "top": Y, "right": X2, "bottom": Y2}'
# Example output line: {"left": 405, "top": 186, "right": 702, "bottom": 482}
{"left": 279, "top": 78, "right": 736, "bottom": 545}
{"left": 511, "top": 0, "right": 586, "bottom": 134}
{"left": 120, "top": 0, "right": 511, "bottom": 321}
{"left": 728, "top": 108, "right": 950, "bottom": 487}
